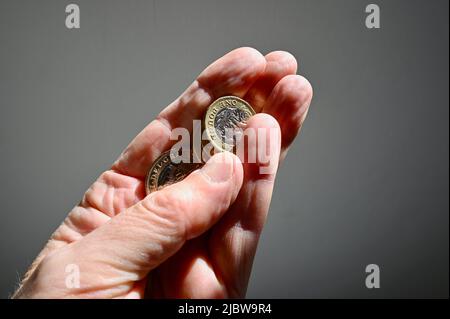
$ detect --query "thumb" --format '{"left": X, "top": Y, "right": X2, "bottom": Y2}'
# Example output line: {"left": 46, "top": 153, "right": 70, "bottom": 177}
{"left": 38, "top": 152, "right": 243, "bottom": 297}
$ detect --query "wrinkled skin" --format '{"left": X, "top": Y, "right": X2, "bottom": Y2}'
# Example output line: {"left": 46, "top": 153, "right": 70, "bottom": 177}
{"left": 13, "top": 48, "right": 313, "bottom": 299}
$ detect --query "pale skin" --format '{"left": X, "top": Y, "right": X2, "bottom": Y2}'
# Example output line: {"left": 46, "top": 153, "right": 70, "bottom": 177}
{"left": 13, "top": 47, "right": 313, "bottom": 299}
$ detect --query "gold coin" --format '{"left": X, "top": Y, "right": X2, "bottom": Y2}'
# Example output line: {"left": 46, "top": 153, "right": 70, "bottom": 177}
{"left": 203, "top": 96, "right": 255, "bottom": 152}
{"left": 145, "top": 151, "right": 202, "bottom": 194}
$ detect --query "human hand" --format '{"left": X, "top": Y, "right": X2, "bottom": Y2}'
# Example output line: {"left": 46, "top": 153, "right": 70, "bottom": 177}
{"left": 13, "top": 47, "right": 312, "bottom": 299}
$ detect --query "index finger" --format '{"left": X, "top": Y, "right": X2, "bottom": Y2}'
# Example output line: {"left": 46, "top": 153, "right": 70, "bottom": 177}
{"left": 113, "top": 47, "right": 266, "bottom": 178}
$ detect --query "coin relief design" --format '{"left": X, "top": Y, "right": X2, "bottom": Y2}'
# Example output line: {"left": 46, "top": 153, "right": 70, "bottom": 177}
{"left": 204, "top": 96, "right": 255, "bottom": 152}
{"left": 145, "top": 151, "right": 202, "bottom": 194}
{"left": 146, "top": 96, "right": 255, "bottom": 193}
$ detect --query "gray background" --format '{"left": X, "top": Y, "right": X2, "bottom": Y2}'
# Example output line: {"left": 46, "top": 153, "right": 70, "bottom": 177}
{"left": 0, "top": 0, "right": 448, "bottom": 298}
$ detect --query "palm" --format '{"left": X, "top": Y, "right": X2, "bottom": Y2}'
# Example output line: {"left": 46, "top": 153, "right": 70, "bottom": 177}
{"left": 19, "top": 48, "right": 312, "bottom": 299}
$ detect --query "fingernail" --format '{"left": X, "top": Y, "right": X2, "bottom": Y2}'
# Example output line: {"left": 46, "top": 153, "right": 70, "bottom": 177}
{"left": 201, "top": 153, "right": 234, "bottom": 183}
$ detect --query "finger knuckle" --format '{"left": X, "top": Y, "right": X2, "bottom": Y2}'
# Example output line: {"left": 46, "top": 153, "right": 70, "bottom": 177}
{"left": 140, "top": 187, "right": 194, "bottom": 237}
